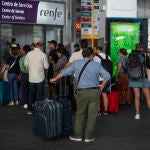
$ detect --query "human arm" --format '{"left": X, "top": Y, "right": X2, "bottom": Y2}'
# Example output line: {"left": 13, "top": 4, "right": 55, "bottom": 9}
{"left": 116, "top": 62, "right": 122, "bottom": 80}
{"left": 64, "top": 61, "right": 72, "bottom": 68}
{"left": 50, "top": 63, "right": 74, "bottom": 83}
{"left": 19, "top": 57, "right": 26, "bottom": 72}
{"left": 98, "top": 80, "right": 108, "bottom": 91}
{"left": 24, "top": 54, "right": 29, "bottom": 69}
{"left": 43, "top": 55, "right": 49, "bottom": 69}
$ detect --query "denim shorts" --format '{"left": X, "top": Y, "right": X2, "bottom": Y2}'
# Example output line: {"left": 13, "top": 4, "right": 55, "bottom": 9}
{"left": 129, "top": 78, "right": 150, "bottom": 88}
{"left": 100, "top": 81, "right": 110, "bottom": 93}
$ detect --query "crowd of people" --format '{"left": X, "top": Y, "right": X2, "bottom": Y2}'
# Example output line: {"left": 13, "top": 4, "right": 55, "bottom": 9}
{"left": 4, "top": 37, "right": 150, "bottom": 142}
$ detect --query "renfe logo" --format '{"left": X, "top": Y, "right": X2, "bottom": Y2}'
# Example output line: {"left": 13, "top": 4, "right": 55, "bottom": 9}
{"left": 36, "top": 1, "right": 65, "bottom": 25}
{"left": 40, "top": 7, "right": 63, "bottom": 21}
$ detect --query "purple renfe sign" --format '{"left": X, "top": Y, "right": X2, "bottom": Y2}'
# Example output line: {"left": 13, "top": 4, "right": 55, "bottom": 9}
{"left": 0, "top": 0, "right": 39, "bottom": 23}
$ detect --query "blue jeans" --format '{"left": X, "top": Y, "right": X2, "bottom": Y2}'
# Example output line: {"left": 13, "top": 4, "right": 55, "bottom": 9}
{"left": 7, "top": 73, "right": 19, "bottom": 102}
{"left": 28, "top": 81, "right": 45, "bottom": 111}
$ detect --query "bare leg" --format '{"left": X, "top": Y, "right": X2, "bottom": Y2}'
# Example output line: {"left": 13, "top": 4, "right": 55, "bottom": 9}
{"left": 143, "top": 88, "right": 150, "bottom": 109}
{"left": 133, "top": 88, "right": 140, "bottom": 114}
{"left": 102, "top": 93, "right": 108, "bottom": 111}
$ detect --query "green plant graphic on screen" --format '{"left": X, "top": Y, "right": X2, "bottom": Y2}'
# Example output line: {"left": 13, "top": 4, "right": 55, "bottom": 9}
{"left": 110, "top": 22, "right": 140, "bottom": 76}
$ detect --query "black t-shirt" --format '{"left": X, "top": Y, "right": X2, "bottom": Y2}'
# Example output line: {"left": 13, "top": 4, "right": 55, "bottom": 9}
{"left": 6, "top": 56, "right": 20, "bottom": 75}
{"left": 49, "top": 49, "right": 58, "bottom": 63}
{"left": 47, "top": 49, "right": 58, "bottom": 79}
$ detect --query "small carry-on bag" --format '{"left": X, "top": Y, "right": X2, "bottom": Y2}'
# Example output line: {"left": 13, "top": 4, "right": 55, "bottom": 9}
{"left": 0, "top": 81, "right": 10, "bottom": 105}
{"left": 101, "top": 91, "right": 119, "bottom": 113}
{"left": 107, "top": 91, "right": 119, "bottom": 113}
{"left": 32, "top": 100, "right": 63, "bottom": 139}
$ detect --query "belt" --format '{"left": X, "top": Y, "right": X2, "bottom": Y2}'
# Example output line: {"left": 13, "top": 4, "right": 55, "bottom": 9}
{"left": 77, "top": 87, "right": 99, "bottom": 91}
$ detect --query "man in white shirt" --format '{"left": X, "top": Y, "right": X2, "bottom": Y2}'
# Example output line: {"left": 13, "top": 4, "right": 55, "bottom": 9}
{"left": 24, "top": 41, "right": 49, "bottom": 114}
{"left": 65, "top": 39, "right": 88, "bottom": 68}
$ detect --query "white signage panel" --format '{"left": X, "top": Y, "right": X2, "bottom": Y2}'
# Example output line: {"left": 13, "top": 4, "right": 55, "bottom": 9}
{"left": 37, "top": 1, "right": 65, "bottom": 25}
{"left": 106, "top": 0, "right": 137, "bottom": 17}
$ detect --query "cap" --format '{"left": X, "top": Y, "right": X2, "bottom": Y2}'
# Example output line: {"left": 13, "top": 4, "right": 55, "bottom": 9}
{"left": 48, "top": 40, "right": 57, "bottom": 47}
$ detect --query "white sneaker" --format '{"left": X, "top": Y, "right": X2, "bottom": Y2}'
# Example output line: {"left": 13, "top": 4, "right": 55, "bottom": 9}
{"left": 69, "top": 136, "right": 82, "bottom": 142}
{"left": 85, "top": 137, "right": 96, "bottom": 143}
{"left": 134, "top": 114, "right": 140, "bottom": 120}
{"left": 8, "top": 101, "right": 15, "bottom": 106}
{"left": 23, "top": 104, "right": 28, "bottom": 109}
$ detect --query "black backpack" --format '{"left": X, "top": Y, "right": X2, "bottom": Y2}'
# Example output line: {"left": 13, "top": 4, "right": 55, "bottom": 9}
{"left": 96, "top": 54, "right": 113, "bottom": 76}
{"left": 128, "top": 53, "right": 144, "bottom": 80}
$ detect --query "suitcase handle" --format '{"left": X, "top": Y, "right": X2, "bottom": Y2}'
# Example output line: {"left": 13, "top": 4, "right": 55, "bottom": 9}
{"left": 34, "top": 102, "right": 48, "bottom": 111}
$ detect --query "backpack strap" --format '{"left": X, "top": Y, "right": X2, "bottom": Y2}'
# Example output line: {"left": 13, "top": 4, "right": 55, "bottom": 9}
{"left": 78, "top": 60, "right": 91, "bottom": 84}
{"left": 96, "top": 54, "right": 104, "bottom": 61}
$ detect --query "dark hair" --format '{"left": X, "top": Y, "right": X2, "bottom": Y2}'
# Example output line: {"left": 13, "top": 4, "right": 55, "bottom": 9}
{"left": 96, "top": 46, "right": 103, "bottom": 52}
{"left": 31, "top": 43, "right": 35, "bottom": 47}
{"left": 23, "top": 45, "right": 31, "bottom": 54}
{"left": 74, "top": 44, "right": 80, "bottom": 52}
{"left": 10, "top": 45, "right": 19, "bottom": 56}
{"left": 58, "top": 43, "right": 64, "bottom": 49}
{"left": 119, "top": 48, "right": 128, "bottom": 56}
{"left": 135, "top": 43, "right": 143, "bottom": 50}
{"left": 82, "top": 47, "right": 93, "bottom": 57}
{"left": 48, "top": 40, "right": 57, "bottom": 48}
{"left": 74, "top": 44, "right": 79, "bottom": 48}
{"left": 79, "top": 39, "right": 88, "bottom": 49}
{"left": 11, "top": 37, "right": 16, "bottom": 43}
{"left": 56, "top": 48, "right": 64, "bottom": 55}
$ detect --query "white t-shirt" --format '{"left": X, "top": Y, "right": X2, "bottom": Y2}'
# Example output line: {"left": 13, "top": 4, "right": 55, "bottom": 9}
{"left": 69, "top": 50, "right": 83, "bottom": 63}
{"left": 94, "top": 53, "right": 111, "bottom": 63}
{"left": 94, "top": 52, "right": 111, "bottom": 81}
{"left": 24, "top": 48, "right": 49, "bottom": 83}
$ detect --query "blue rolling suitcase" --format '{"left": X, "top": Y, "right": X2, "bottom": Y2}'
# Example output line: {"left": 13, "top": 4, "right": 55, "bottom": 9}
{"left": 32, "top": 100, "right": 63, "bottom": 139}
{"left": 0, "top": 81, "right": 10, "bottom": 105}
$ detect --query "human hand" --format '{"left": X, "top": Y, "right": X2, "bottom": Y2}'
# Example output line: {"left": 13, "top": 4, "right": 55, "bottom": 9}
{"left": 98, "top": 84, "right": 105, "bottom": 91}
{"left": 50, "top": 78, "right": 56, "bottom": 83}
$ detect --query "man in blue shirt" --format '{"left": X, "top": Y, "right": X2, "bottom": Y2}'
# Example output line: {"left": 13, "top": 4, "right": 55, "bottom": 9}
{"left": 50, "top": 47, "right": 110, "bottom": 142}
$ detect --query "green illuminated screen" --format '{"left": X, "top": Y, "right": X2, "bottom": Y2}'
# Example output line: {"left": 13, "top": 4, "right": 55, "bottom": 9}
{"left": 110, "top": 22, "right": 140, "bottom": 76}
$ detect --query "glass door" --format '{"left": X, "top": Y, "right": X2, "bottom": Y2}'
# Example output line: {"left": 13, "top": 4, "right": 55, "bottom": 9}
{"left": 0, "top": 24, "right": 12, "bottom": 63}
{"left": 45, "top": 26, "right": 63, "bottom": 54}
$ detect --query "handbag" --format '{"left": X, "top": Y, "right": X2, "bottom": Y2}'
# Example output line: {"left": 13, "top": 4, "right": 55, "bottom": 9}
{"left": 147, "top": 69, "right": 150, "bottom": 81}
{"left": 145, "top": 53, "right": 150, "bottom": 81}
{"left": 0, "top": 64, "right": 8, "bottom": 81}
{"left": 0, "top": 56, "right": 18, "bottom": 81}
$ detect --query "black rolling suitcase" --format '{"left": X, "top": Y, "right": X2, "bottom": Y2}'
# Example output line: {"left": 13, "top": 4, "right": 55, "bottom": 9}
{"left": 32, "top": 100, "right": 63, "bottom": 139}
{"left": 55, "top": 77, "right": 73, "bottom": 137}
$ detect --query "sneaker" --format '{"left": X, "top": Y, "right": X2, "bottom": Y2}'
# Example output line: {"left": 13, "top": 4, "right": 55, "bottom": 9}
{"left": 15, "top": 100, "right": 19, "bottom": 105}
{"left": 69, "top": 136, "right": 82, "bottom": 142}
{"left": 103, "top": 111, "right": 108, "bottom": 115}
{"left": 84, "top": 137, "right": 96, "bottom": 143}
{"left": 23, "top": 104, "right": 28, "bottom": 109}
{"left": 8, "top": 101, "right": 15, "bottom": 106}
{"left": 134, "top": 114, "right": 140, "bottom": 120}
{"left": 26, "top": 111, "right": 32, "bottom": 115}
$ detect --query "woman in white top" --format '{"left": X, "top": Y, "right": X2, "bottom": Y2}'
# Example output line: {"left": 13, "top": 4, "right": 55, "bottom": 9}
{"left": 94, "top": 46, "right": 111, "bottom": 115}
